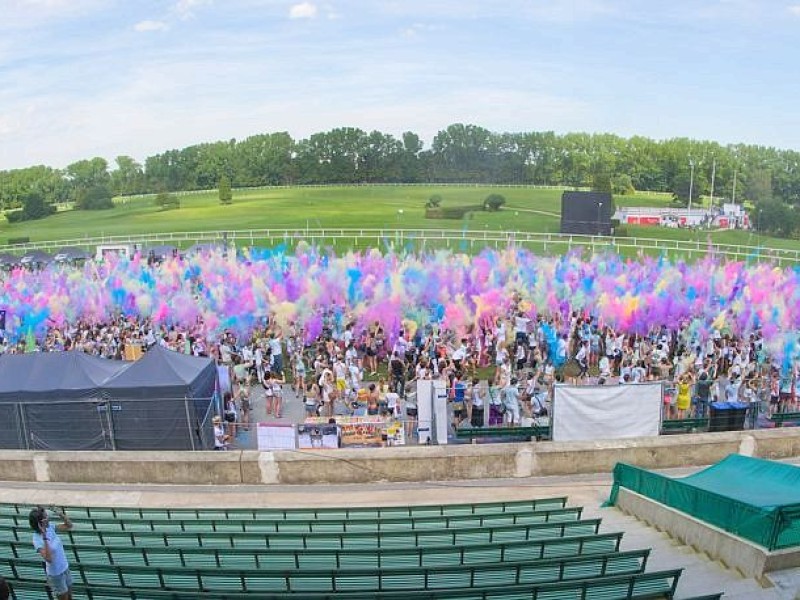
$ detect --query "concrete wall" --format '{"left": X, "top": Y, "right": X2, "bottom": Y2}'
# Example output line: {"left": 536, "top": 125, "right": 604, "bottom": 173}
{"left": 0, "top": 428, "right": 798, "bottom": 485}
{"left": 616, "top": 488, "right": 800, "bottom": 578}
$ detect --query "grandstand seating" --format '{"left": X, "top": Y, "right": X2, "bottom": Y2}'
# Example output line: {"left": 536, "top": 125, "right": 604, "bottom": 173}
{"left": 0, "top": 532, "right": 626, "bottom": 569}
{"left": 0, "top": 506, "right": 585, "bottom": 533}
{"left": 0, "top": 497, "right": 568, "bottom": 520}
{"left": 0, "top": 518, "right": 606, "bottom": 549}
{"left": 0, "top": 498, "right": 720, "bottom": 599}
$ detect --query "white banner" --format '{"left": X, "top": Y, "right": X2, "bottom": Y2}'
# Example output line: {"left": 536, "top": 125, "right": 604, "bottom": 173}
{"left": 552, "top": 383, "right": 662, "bottom": 442}
{"left": 416, "top": 380, "right": 433, "bottom": 445}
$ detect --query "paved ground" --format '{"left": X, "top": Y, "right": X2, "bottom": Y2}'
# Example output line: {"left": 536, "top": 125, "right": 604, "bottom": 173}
{"left": 2, "top": 467, "right": 798, "bottom": 598}
{"left": 227, "top": 382, "right": 306, "bottom": 450}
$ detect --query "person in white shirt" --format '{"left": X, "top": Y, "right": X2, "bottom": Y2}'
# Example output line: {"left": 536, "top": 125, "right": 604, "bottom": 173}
{"left": 502, "top": 378, "right": 521, "bottom": 426}
{"left": 268, "top": 332, "right": 283, "bottom": 374}
{"left": 333, "top": 356, "right": 348, "bottom": 398}
{"left": 556, "top": 335, "right": 568, "bottom": 366}
{"left": 514, "top": 342, "right": 527, "bottom": 372}
{"left": 30, "top": 506, "right": 74, "bottom": 600}
{"left": 347, "top": 362, "right": 362, "bottom": 401}
{"left": 574, "top": 340, "right": 589, "bottom": 377}
{"left": 451, "top": 339, "right": 467, "bottom": 363}
{"left": 514, "top": 312, "right": 530, "bottom": 345}
{"left": 468, "top": 378, "right": 484, "bottom": 426}
{"left": 213, "top": 415, "right": 230, "bottom": 450}
{"left": 495, "top": 319, "right": 507, "bottom": 348}
{"left": 392, "top": 332, "right": 408, "bottom": 361}
{"left": 345, "top": 343, "right": 358, "bottom": 367}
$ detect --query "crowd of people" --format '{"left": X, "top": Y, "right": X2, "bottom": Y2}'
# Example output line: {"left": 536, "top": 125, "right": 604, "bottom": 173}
{"left": 6, "top": 295, "right": 799, "bottom": 446}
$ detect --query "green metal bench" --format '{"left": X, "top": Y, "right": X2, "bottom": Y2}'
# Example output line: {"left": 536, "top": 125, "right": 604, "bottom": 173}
{"left": 0, "top": 506, "right": 583, "bottom": 535}
{"left": 2, "top": 531, "right": 625, "bottom": 570}
{"left": 0, "top": 517, "right": 604, "bottom": 550}
{"left": 0, "top": 549, "right": 651, "bottom": 594}
{"left": 0, "top": 496, "right": 568, "bottom": 521}
{"left": 660, "top": 418, "right": 709, "bottom": 434}
{"left": 455, "top": 425, "right": 550, "bottom": 442}
{"left": 770, "top": 411, "right": 800, "bottom": 427}
{"left": 6, "top": 568, "right": 684, "bottom": 599}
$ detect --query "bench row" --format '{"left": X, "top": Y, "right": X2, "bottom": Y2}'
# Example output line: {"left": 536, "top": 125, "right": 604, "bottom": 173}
{"left": 0, "top": 506, "right": 583, "bottom": 534}
{"left": 4, "top": 568, "right": 684, "bottom": 600}
{"left": 2, "top": 532, "right": 624, "bottom": 571}
{"left": 456, "top": 413, "right": 800, "bottom": 439}
{"left": 2, "top": 550, "right": 651, "bottom": 594}
{"left": 0, "top": 497, "right": 567, "bottom": 522}
{"left": 1, "top": 518, "right": 604, "bottom": 549}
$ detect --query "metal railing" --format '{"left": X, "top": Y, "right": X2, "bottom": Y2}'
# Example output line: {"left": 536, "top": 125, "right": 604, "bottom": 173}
{"left": 1, "top": 228, "right": 798, "bottom": 264}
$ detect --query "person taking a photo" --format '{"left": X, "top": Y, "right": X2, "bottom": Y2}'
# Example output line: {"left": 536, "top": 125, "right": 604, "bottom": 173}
{"left": 30, "top": 505, "right": 73, "bottom": 600}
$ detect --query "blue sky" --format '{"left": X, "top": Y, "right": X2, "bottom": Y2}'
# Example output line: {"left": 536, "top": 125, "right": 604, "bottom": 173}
{"left": 1, "top": 0, "right": 799, "bottom": 170}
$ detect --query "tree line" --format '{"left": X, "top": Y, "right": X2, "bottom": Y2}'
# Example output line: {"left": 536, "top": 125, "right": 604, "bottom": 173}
{"left": 1, "top": 124, "right": 799, "bottom": 235}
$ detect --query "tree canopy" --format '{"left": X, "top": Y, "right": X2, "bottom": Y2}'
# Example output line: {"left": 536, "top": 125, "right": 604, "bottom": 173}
{"left": 2, "top": 124, "right": 800, "bottom": 228}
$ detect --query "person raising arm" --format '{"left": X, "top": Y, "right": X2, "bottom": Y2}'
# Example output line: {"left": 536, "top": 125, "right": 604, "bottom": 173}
{"left": 30, "top": 505, "right": 73, "bottom": 600}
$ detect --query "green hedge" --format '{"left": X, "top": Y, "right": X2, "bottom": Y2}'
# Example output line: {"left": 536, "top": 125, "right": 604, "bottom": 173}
{"left": 425, "top": 204, "right": 483, "bottom": 219}
{"left": 4, "top": 210, "right": 24, "bottom": 224}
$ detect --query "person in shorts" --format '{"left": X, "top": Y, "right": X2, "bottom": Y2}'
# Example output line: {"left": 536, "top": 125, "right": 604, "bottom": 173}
{"left": 30, "top": 505, "right": 73, "bottom": 600}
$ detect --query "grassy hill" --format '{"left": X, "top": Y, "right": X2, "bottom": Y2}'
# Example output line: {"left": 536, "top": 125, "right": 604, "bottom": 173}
{"left": 0, "top": 185, "right": 795, "bottom": 257}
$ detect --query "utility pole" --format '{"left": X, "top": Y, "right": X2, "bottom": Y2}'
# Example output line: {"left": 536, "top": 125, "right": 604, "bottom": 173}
{"left": 732, "top": 167, "right": 738, "bottom": 204}
{"left": 688, "top": 159, "right": 695, "bottom": 213}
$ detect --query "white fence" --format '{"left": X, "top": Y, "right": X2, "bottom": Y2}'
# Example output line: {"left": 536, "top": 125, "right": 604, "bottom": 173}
{"left": 1, "top": 228, "right": 798, "bottom": 264}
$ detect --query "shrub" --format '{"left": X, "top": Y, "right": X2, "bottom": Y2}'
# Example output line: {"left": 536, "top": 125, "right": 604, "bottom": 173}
{"left": 76, "top": 185, "right": 115, "bottom": 210}
{"left": 614, "top": 225, "right": 628, "bottom": 237}
{"left": 425, "top": 194, "right": 443, "bottom": 209}
{"left": 4, "top": 210, "right": 25, "bottom": 224}
{"left": 219, "top": 175, "right": 233, "bottom": 205}
{"left": 425, "top": 204, "right": 483, "bottom": 219}
{"left": 483, "top": 194, "right": 506, "bottom": 211}
{"left": 20, "top": 192, "right": 57, "bottom": 220}
{"left": 155, "top": 192, "right": 180, "bottom": 210}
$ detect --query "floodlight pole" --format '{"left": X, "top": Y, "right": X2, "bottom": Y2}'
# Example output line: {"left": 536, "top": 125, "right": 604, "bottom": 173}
{"left": 596, "top": 201, "right": 603, "bottom": 236}
{"left": 709, "top": 158, "right": 717, "bottom": 208}
{"left": 688, "top": 159, "right": 695, "bottom": 213}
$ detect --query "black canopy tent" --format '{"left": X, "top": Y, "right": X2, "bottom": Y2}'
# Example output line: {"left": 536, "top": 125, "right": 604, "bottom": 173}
{"left": 100, "top": 345, "right": 217, "bottom": 450}
{"left": 0, "top": 253, "right": 21, "bottom": 269}
{"left": 0, "top": 348, "right": 217, "bottom": 451}
{"left": 53, "top": 246, "right": 91, "bottom": 263}
{"left": 19, "top": 250, "right": 52, "bottom": 268}
{"left": 0, "top": 352, "right": 128, "bottom": 450}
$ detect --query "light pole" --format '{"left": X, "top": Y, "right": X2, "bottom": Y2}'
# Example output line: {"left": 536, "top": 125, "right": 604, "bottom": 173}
{"left": 709, "top": 156, "right": 716, "bottom": 209}
{"left": 596, "top": 201, "right": 603, "bottom": 235}
{"left": 688, "top": 159, "right": 695, "bottom": 213}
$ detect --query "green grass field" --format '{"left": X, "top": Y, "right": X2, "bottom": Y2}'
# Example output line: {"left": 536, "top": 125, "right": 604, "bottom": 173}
{"left": 1, "top": 185, "right": 796, "bottom": 258}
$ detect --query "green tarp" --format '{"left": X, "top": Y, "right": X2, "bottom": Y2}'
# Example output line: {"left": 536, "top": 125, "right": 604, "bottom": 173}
{"left": 679, "top": 454, "right": 800, "bottom": 509}
{"left": 608, "top": 454, "right": 800, "bottom": 550}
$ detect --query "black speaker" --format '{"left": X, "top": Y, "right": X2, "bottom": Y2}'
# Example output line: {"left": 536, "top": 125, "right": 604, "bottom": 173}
{"left": 560, "top": 191, "right": 613, "bottom": 235}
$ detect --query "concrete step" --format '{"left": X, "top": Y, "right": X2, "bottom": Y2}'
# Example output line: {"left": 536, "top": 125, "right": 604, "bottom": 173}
{"left": 588, "top": 505, "right": 798, "bottom": 599}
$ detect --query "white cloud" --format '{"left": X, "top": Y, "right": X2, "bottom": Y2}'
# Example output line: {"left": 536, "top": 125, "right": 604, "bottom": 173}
{"left": 134, "top": 20, "right": 169, "bottom": 33}
{"left": 173, "top": 0, "right": 212, "bottom": 20}
{"left": 289, "top": 2, "right": 318, "bottom": 19}
{"left": 401, "top": 23, "right": 439, "bottom": 38}
{"left": 789, "top": 4, "right": 800, "bottom": 16}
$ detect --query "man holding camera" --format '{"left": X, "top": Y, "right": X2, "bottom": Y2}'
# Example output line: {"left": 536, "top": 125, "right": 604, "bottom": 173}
{"left": 29, "top": 506, "right": 73, "bottom": 599}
